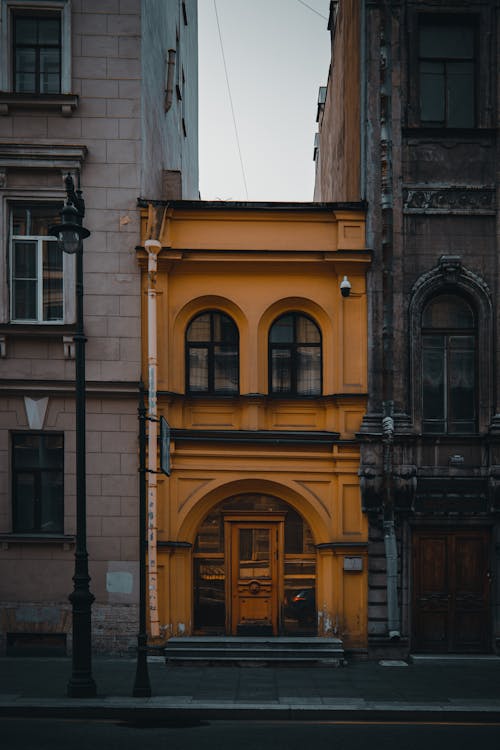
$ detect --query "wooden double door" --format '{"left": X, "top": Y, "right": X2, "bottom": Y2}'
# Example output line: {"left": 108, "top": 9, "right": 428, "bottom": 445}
{"left": 412, "top": 528, "right": 491, "bottom": 653}
{"left": 224, "top": 514, "right": 284, "bottom": 636}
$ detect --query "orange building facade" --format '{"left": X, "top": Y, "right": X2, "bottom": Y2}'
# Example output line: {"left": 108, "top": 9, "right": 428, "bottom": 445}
{"left": 137, "top": 201, "right": 370, "bottom": 651}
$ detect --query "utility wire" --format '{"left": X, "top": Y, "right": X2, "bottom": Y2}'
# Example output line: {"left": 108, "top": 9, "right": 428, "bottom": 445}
{"left": 213, "top": 0, "right": 249, "bottom": 200}
{"left": 296, "top": 0, "right": 328, "bottom": 20}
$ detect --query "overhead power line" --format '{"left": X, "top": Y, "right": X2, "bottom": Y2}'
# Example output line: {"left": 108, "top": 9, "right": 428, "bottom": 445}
{"left": 296, "top": 0, "right": 328, "bottom": 20}
{"left": 213, "top": 0, "right": 249, "bottom": 200}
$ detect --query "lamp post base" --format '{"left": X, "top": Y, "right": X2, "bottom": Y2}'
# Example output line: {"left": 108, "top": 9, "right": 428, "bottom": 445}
{"left": 67, "top": 676, "right": 97, "bottom": 698}
{"left": 132, "top": 633, "right": 152, "bottom": 697}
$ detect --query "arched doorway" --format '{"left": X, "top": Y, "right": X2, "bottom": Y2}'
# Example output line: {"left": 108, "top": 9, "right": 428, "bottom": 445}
{"left": 193, "top": 494, "right": 317, "bottom": 636}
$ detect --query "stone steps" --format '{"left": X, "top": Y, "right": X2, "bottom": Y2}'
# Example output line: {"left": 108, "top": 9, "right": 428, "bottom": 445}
{"left": 164, "top": 636, "right": 345, "bottom": 666}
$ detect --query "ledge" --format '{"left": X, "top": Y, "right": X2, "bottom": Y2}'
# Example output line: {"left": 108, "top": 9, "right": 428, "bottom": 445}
{"left": 0, "top": 92, "right": 79, "bottom": 116}
{"left": 157, "top": 540, "right": 192, "bottom": 549}
{"left": 157, "top": 390, "right": 368, "bottom": 402}
{"left": 0, "top": 533, "right": 75, "bottom": 549}
{"left": 402, "top": 126, "right": 496, "bottom": 140}
{"left": 0, "top": 323, "right": 77, "bottom": 338}
{"left": 138, "top": 198, "right": 368, "bottom": 212}
{"left": 316, "top": 542, "right": 368, "bottom": 549}
{"left": 171, "top": 429, "right": 341, "bottom": 445}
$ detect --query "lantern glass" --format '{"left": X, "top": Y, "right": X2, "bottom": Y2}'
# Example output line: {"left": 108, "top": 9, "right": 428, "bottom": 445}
{"left": 59, "top": 227, "right": 81, "bottom": 255}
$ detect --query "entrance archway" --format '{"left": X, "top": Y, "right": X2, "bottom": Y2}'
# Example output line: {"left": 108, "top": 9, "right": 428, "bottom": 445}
{"left": 193, "top": 494, "right": 317, "bottom": 635}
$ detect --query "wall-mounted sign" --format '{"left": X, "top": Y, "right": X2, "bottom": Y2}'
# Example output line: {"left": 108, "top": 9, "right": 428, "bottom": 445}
{"left": 343, "top": 556, "right": 363, "bottom": 571}
{"left": 160, "top": 416, "right": 171, "bottom": 476}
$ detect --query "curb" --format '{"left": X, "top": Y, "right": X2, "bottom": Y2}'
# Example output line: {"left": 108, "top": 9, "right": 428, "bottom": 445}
{"left": 1, "top": 700, "right": 500, "bottom": 723}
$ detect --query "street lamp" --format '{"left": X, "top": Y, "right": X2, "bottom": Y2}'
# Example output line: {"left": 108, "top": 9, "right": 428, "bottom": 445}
{"left": 50, "top": 174, "right": 96, "bottom": 698}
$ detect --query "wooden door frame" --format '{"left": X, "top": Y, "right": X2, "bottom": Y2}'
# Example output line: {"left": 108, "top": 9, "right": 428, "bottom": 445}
{"left": 224, "top": 512, "right": 285, "bottom": 636}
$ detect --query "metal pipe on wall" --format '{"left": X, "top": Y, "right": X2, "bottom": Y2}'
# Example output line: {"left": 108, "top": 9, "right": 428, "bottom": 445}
{"left": 145, "top": 238, "right": 162, "bottom": 638}
{"left": 380, "top": 0, "right": 400, "bottom": 640}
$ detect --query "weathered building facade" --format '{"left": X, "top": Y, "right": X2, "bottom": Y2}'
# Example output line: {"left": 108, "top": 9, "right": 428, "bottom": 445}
{"left": 138, "top": 201, "right": 371, "bottom": 652}
{"left": 315, "top": 0, "right": 500, "bottom": 655}
{"left": 0, "top": 0, "right": 198, "bottom": 655}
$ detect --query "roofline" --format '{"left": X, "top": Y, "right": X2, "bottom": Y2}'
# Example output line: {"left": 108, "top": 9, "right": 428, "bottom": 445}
{"left": 137, "top": 198, "right": 367, "bottom": 212}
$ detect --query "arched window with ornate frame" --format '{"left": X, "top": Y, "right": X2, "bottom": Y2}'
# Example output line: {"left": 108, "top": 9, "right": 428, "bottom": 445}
{"left": 186, "top": 310, "right": 239, "bottom": 395}
{"left": 409, "top": 256, "right": 492, "bottom": 434}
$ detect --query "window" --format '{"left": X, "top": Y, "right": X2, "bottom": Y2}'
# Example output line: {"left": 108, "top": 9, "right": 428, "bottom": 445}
{"left": 186, "top": 311, "right": 239, "bottom": 394}
{"left": 13, "top": 12, "right": 61, "bottom": 93}
{"left": 422, "top": 295, "right": 476, "bottom": 433}
{"left": 418, "top": 17, "right": 476, "bottom": 128}
{"left": 12, "top": 433, "right": 64, "bottom": 534}
{"left": 9, "top": 204, "right": 64, "bottom": 323}
{"left": 0, "top": 1, "right": 73, "bottom": 105}
{"left": 269, "top": 313, "right": 321, "bottom": 396}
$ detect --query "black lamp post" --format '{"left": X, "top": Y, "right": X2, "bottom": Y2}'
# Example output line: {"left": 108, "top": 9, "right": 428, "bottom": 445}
{"left": 50, "top": 174, "right": 96, "bottom": 698}
{"left": 132, "top": 382, "right": 152, "bottom": 696}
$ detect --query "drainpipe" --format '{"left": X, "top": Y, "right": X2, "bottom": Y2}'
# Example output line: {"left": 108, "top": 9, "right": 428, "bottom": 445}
{"left": 145, "top": 239, "right": 162, "bottom": 638}
{"left": 380, "top": 0, "right": 400, "bottom": 640}
{"left": 164, "top": 49, "right": 176, "bottom": 112}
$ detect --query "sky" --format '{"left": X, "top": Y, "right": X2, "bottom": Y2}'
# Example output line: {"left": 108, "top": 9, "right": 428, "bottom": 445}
{"left": 198, "top": 0, "right": 332, "bottom": 202}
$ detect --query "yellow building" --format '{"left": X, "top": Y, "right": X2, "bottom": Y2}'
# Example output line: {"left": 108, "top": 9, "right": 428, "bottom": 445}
{"left": 137, "top": 200, "right": 370, "bottom": 652}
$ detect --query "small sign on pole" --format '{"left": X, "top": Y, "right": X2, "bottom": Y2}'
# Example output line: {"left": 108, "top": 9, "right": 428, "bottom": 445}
{"left": 160, "top": 416, "right": 171, "bottom": 476}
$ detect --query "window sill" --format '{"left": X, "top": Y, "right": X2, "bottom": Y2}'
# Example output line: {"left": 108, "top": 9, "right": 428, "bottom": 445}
{"left": 403, "top": 126, "right": 496, "bottom": 139}
{"left": 0, "top": 323, "right": 76, "bottom": 336}
{"left": 0, "top": 533, "right": 75, "bottom": 549}
{"left": 0, "top": 323, "right": 77, "bottom": 359}
{"left": 0, "top": 92, "right": 79, "bottom": 116}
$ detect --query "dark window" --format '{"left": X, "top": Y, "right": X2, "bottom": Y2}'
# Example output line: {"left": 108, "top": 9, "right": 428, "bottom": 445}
{"left": 186, "top": 311, "right": 239, "bottom": 394}
{"left": 422, "top": 295, "right": 476, "bottom": 434}
{"left": 269, "top": 313, "right": 321, "bottom": 396}
{"left": 12, "top": 433, "right": 64, "bottom": 534}
{"left": 10, "top": 204, "right": 63, "bottom": 322}
{"left": 418, "top": 17, "right": 476, "bottom": 128}
{"left": 13, "top": 14, "right": 61, "bottom": 94}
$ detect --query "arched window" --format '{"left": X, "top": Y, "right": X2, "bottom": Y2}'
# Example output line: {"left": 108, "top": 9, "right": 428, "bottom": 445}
{"left": 186, "top": 311, "right": 239, "bottom": 394}
{"left": 269, "top": 313, "right": 321, "bottom": 396}
{"left": 422, "top": 294, "right": 476, "bottom": 433}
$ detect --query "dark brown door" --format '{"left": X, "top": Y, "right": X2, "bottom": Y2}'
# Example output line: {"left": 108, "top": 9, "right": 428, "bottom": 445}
{"left": 412, "top": 529, "right": 490, "bottom": 653}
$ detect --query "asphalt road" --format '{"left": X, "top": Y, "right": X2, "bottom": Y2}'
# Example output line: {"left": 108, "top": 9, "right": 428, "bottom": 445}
{"left": 2, "top": 718, "right": 500, "bottom": 750}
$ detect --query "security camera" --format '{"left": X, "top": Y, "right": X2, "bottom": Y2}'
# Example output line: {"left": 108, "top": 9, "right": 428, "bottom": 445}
{"left": 340, "top": 275, "right": 351, "bottom": 298}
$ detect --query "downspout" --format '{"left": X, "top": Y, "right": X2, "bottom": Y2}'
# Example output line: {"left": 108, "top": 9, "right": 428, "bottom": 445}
{"left": 380, "top": 0, "right": 400, "bottom": 640}
{"left": 164, "top": 48, "right": 176, "bottom": 112}
{"left": 145, "top": 239, "right": 162, "bottom": 638}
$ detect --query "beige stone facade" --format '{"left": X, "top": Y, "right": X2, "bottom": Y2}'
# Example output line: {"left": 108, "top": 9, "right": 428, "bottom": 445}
{"left": 0, "top": 0, "right": 198, "bottom": 654}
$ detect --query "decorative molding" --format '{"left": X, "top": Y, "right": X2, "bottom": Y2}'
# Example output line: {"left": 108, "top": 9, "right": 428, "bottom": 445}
{"left": 403, "top": 186, "right": 495, "bottom": 214}
{"left": 0, "top": 93, "right": 78, "bottom": 116}
{"left": 63, "top": 335, "right": 75, "bottom": 360}
{"left": 410, "top": 255, "right": 491, "bottom": 301}
{"left": 0, "top": 143, "right": 87, "bottom": 173}
{"left": 24, "top": 396, "right": 49, "bottom": 430}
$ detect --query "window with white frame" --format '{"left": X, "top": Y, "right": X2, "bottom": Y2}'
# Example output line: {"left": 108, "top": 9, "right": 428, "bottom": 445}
{"left": 9, "top": 204, "right": 64, "bottom": 323}
{"left": 0, "top": 0, "right": 71, "bottom": 94}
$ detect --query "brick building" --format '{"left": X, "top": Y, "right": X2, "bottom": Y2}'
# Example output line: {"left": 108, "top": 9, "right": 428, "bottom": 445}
{"left": 0, "top": 0, "right": 198, "bottom": 655}
{"left": 315, "top": 0, "right": 500, "bottom": 656}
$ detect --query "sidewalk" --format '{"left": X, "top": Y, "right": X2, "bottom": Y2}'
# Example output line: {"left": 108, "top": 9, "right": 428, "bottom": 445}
{"left": 1, "top": 655, "right": 500, "bottom": 722}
